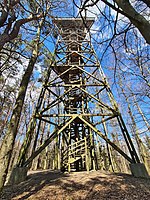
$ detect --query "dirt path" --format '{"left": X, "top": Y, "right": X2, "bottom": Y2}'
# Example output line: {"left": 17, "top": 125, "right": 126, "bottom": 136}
{"left": 1, "top": 170, "right": 150, "bottom": 200}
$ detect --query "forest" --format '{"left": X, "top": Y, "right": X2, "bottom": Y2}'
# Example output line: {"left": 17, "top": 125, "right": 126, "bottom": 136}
{"left": 0, "top": 0, "right": 150, "bottom": 198}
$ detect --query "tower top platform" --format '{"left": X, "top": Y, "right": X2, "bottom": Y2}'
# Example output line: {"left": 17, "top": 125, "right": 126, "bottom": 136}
{"left": 53, "top": 17, "right": 95, "bottom": 31}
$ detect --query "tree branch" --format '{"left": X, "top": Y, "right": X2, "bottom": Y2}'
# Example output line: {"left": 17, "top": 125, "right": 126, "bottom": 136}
{"left": 0, "top": 13, "right": 43, "bottom": 51}
{"left": 114, "top": 0, "right": 150, "bottom": 44}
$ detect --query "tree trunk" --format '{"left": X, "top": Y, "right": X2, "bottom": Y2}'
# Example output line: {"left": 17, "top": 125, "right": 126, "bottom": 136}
{"left": 0, "top": 19, "right": 43, "bottom": 192}
{"left": 17, "top": 65, "right": 52, "bottom": 167}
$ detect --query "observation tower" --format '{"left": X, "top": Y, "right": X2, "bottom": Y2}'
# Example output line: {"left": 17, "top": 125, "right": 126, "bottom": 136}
{"left": 22, "top": 18, "right": 148, "bottom": 177}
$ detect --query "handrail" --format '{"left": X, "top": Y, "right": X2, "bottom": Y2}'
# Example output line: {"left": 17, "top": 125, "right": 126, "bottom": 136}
{"left": 62, "top": 137, "right": 86, "bottom": 153}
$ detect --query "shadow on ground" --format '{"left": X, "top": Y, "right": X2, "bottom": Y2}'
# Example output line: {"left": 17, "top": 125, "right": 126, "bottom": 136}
{"left": 1, "top": 170, "right": 150, "bottom": 200}
{"left": 1, "top": 170, "right": 68, "bottom": 200}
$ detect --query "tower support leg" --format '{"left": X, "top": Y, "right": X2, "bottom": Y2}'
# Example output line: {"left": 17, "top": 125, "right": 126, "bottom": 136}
{"left": 130, "top": 163, "right": 149, "bottom": 178}
{"left": 8, "top": 166, "right": 28, "bottom": 185}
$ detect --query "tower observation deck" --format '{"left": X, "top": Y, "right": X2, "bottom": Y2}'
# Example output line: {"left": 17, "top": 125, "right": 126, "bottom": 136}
{"left": 22, "top": 18, "right": 148, "bottom": 177}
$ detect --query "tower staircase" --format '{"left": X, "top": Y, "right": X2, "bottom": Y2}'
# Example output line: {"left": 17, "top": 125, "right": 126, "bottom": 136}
{"left": 61, "top": 136, "right": 90, "bottom": 172}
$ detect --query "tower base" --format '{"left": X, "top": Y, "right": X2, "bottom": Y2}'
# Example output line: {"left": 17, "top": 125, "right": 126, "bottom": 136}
{"left": 8, "top": 167, "right": 28, "bottom": 185}
{"left": 130, "top": 163, "right": 149, "bottom": 178}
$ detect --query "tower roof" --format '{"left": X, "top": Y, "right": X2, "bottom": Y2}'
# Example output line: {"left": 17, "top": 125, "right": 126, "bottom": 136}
{"left": 53, "top": 17, "right": 95, "bottom": 30}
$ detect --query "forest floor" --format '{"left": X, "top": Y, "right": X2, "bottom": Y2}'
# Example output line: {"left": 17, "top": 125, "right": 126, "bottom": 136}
{"left": 1, "top": 169, "right": 150, "bottom": 200}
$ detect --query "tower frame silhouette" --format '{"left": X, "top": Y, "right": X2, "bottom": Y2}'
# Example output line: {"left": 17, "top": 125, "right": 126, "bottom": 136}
{"left": 22, "top": 18, "right": 148, "bottom": 177}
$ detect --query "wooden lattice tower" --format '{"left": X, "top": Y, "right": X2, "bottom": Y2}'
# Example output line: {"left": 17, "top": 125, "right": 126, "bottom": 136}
{"left": 21, "top": 18, "right": 148, "bottom": 177}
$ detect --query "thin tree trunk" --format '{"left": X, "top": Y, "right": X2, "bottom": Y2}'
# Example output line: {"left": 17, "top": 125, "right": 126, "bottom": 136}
{"left": 36, "top": 121, "right": 46, "bottom": 169}
{"left": 102, "top": 117, "right": 114, "bottom": 172}
{"left": 0, "top": 102, "right": 14, "bottom": 139}
{"left": 133, "top": 96, "right": 150, "bottom": 132}
{"left": 145, "top": 134, "right": 150, "bottom": 150}
{"left": 121, "top": 87, "right": 150, "bottom": 173}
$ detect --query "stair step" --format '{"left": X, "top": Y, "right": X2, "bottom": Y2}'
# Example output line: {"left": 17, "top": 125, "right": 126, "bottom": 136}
{"left": 68, "top": 156, "right": 81, "bottom": 164}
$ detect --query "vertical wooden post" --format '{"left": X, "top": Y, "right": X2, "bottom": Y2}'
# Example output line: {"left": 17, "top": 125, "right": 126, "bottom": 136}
{"left": 85, "top": 137, "right": 89, "bottom": 172}
{"left": 68, "top": 145, "right": 71, "bottom": 173}
{"left": 90, "top": 129, "right": 96, "bottom": 171}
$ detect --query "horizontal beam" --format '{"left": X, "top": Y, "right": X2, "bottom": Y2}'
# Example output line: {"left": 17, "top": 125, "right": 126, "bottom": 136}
{"left": 36, "top": 113, "right": 114, "bottom": 117}
{"left": 46, "top": 84, "right": 105, "bottom": 87}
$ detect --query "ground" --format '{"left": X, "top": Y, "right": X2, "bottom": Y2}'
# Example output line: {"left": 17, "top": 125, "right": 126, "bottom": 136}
{"left": 1, "top": 170, "right": 150, "bottom": 200}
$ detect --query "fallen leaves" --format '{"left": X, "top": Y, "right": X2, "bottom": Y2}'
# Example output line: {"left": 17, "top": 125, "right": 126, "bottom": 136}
{"left": 1, "top": 170, "right": 150, "bottom": 200}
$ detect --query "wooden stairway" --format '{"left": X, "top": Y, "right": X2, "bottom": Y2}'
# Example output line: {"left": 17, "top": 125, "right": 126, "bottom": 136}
{"left": 61, "top": 137, "right": 90, "bottom": 172}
